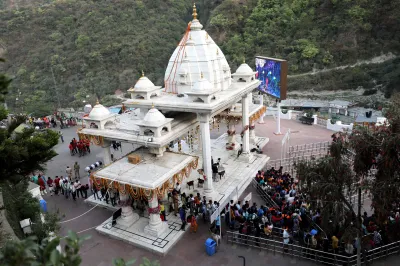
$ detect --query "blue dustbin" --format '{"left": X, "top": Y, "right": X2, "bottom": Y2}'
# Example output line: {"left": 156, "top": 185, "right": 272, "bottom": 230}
{"left": 39, "top": 199, "right": 47, "bottom": 212}
{"left": 205, "top": 238, "right": 216, "bottom": 256}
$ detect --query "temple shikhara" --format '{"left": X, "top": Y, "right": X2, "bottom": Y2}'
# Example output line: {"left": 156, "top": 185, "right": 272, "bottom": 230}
{"left": 79, "top": 4, "right": 269, "bottom": 254}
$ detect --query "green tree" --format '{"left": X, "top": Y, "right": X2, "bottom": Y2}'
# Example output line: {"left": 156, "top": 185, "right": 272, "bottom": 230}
{"left": 0, "top": 60, "right": 59, "bottom": 183}
{"left": 0, "top": 59, "right": 60, "bottom": 243}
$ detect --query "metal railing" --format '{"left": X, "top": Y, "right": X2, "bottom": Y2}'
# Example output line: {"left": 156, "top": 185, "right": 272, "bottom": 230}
{"left": 251, "top": 179, "right": 279, "bottom": 209}
{"left": 288, "top": 141, "right": 331, "bottom": 158}
{"left": 264, "top": 155, "right": 323, "bottom": 176}
{"left": 265, "top": 142, "right": 331, "bottom": 175}
{"left": 226, "top": 231, "right": 355, "bottom": 265}
{"left": 365, "top": 241, "right": 400, "bottom": 263}
{"left": 226, "top": 231, "right": 400, "bottom": 266}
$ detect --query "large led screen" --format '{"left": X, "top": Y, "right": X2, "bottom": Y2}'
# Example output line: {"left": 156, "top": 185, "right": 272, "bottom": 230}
{"left": 255, "top": 57, "right": 288, "bottom": 100}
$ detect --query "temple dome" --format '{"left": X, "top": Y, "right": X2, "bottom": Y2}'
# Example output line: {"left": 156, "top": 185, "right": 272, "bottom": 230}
{"left": 143, "top": 107, "right": 166, "bottom": 123}
{"left": 164, "top": 3, "right": 231, "bottom": 94}
{"left": 193, "top": 74, "right": 213, "bottom": 91}
{"left": 235, "top": 63, "right": 254, "bottom": 75}
{"left": 133, "top": 72, "right": 155, "bottom": 90}
{"left": 88, "top": 102, "right": 111, "bottom": 120}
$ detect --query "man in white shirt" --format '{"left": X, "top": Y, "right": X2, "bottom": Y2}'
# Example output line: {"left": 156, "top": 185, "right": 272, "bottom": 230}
{"left": 74, "top": 180, "right": 82, "bottom": 198}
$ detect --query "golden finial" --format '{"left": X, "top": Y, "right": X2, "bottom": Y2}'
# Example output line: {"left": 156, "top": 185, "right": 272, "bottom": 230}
{"left": 192, "top": 3, "right": 198, "bottom": 20}
{"left": 243, "top": 58, "right": 246, "bottom": 64}
{"left": 151, "top": 102, "right": 155, "bottom": 108}
{"left": 141, "top": 70, "right": 145, "bottom": 77}
{"left": 200, "top": 72, "right": 204, "bottom": 79}
{"left": 206, "top": 33, "right": 209, "bottom": 39}
{"left": 96, "top": 98, "right": 99, "bottom": 105}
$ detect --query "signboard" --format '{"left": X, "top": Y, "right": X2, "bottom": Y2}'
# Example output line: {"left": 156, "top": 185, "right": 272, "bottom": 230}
{"left": 255, "top": 56, "right": 288, "bottom": 100}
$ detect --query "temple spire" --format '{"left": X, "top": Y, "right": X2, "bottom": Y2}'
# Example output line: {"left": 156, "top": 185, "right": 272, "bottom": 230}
{"left": 192, "top": 3, "right": 198, "bottom": 20}
{"left": 141, "top": 70, "right": 145, "bottom": 77}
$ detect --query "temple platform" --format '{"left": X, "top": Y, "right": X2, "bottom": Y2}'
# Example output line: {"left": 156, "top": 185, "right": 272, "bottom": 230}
{"left": 88, "top": 133, "right": 269, "bottom": 255}
{"left": 96, "top": 210, "right": 188, "bottom": 255}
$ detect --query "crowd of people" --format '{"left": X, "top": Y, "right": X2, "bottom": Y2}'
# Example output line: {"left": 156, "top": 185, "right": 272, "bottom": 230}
{"left": 68, "top": 138, "right": 91, "bottom": 157}
{"left": 220, "top": 166, "right": 400, "bottom": 257}
{"left": 28, "top": 114, "right": 77, "bottom": 130}
{"left": 31, "top": 162, "right": 89, "bottom": 201}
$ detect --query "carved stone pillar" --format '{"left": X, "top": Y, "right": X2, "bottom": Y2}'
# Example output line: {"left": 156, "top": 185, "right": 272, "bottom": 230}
{"left": 144, "top": 193, "right": 168, "bottom": 237}
{"left": 118, "top": 193, "right": 139, "bottom": 227}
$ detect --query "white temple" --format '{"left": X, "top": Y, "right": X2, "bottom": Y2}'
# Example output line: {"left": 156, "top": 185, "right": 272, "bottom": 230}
{"left": 80, "top": 4, "right": 269, "bottom": 254}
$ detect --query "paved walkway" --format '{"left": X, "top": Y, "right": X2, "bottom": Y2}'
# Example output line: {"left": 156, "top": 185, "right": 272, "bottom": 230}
{"left": 42, "top": 118, "right": 398, "bottom": 265}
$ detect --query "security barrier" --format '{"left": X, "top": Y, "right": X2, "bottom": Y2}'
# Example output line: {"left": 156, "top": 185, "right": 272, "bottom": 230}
{"left": 226, "top": 230, "right": 400, "bottom": 266}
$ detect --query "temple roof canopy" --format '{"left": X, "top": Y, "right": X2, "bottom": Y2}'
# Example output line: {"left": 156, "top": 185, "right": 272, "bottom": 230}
{"left": 94, "top": 150, "right": 198, "bottom": 189}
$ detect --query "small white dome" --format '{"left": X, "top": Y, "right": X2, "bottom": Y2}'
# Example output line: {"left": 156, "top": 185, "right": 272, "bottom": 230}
{"left": 88, "top": 102, "right": 111, "bottom": 120}
{"left": 143, "top": 107, "right": 166, "bottom": 123}
{"left": 235, "top": 63, "right": 254, "bottom": 75}
{"left": 193, "top": 75, "right": 214, "bottom": 91}
{"left": 134, "top": 75, "right": 155, "bottom": 90}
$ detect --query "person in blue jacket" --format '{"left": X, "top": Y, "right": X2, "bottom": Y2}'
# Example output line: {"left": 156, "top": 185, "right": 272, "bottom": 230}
{"left": 179, "top": 206, "right": 186, "bottom": 231}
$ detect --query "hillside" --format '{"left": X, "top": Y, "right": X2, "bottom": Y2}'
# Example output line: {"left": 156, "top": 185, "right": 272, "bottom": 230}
{"left": 0, "top": 0, "right": 399, "bottom": 115}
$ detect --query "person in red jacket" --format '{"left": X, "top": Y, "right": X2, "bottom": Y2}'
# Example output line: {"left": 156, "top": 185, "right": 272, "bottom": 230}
{"left": 38, "top": 177, "right": 46, "bottom": 196}
{"left": 69, "top": 142, "right": 74, "bottom": 156}
{"left": 54, "top": 176, "right": 60, "bottom": 195}
{"left": 47, "top": 177, "right": 54, "bottom": 196}
{"left": 271, "top": 213, "right": 283, "bottom": 226}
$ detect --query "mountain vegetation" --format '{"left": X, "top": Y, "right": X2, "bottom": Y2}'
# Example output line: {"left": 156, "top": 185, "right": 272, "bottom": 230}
{"left": 0, "top": 0, "right": 399, "bottom": 114}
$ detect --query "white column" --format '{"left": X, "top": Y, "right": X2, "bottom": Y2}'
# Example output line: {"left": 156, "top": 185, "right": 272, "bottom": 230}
{"left": 250, "top": 122, "right": 256, "bottom": 145}
{"left": 198, "top": 113, "right": 213, "bottom": 197}
{"left": 198, "top": 129, "right": 202, "bottom": 151}
{"left": 258, "top": 94, "right": 265, "bottom": 124}
{"left": 118, "top": 193, "right": 139, "bottom": 227}
{"left": 249, "top": 92, "right": 253, "bottom": 104}
{"left": 242, "top": 94, "right": 250, "bottom": 154}
{"left": 144, "top": 193, "right": 168, "bottom": 237}
{"left": 275, "top": 101, "right": 282, "bottom": 134}
{"left": 102, "top": 140, "right": 112, "bottom": 165}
